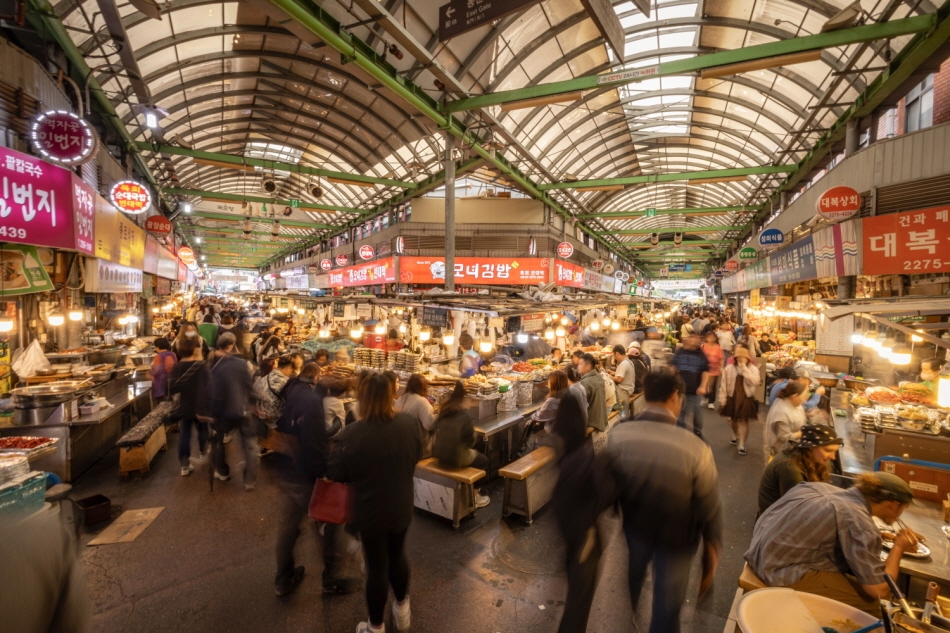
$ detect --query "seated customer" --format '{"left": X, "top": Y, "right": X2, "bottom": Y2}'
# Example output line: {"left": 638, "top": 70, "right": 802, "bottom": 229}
{"left": 757, "top": 425, "right": 842, "bottom": 515}
{"left": 432, "top": 381, "right": 490, "bottom": 508}
{"left": 745, "top": 472, "right": 916, "bottom": 614}
{"left": 519, "top": 370, "right": 568, "bottom": 453}
{"left": 395, "top": 374, "right": 437, "bottom": 456}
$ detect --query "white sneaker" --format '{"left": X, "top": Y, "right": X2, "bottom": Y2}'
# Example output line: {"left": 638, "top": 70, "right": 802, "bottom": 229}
{"left": 475, "top": 493, "right": 490, "bottom": 508}
{"left": 707, "top": 403, "right": 715, "bottom": 409}
{"left": 356, "top": 622, "right": 384, "bottom": 633}
{"left": 393, "top": 597, "right": 410, "bottom": 631}
{"left": 180, "top": 465, "right": 193, "bottom": 476}
{"left": 214, "top": 471, "right": 230, "bottom": 481}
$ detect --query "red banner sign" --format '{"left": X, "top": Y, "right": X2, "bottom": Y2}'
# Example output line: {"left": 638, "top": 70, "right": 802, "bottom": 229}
{"left": 556, "top": 241, "right": 574, "bottom": 258}
{"left": 724, "top": 260, "right": 739, "bottom": 271}
{"left": 554, "top": 260, "right": 585, "bottom": 288}
{"left": 399, "top": 257, "right": 549, "bottom": 285}
{"left": 359, "top": 245, "right": 375, "bottom": 260}
{"left": 327, "top": 257, "right": 396, "bottom": 287}
{"left": 863, "top": 205, "right": 950, "bottom": 275}
{"left": 817, "top": 185, "right": 861, "bottom": 221}
{"left": 110, "top": 180, "right": 151, "bottom": 214}
{"left": 178, "top": 247, "right": 197, "bottom": 268}
{"left": 146, "top": 215, "right": 171, "bottom": 234}
{"left": 30, "top": 111, "right": 98, "bottom": 166}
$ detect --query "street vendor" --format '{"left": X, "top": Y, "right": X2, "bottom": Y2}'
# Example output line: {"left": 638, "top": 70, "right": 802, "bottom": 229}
{"left": 385, "top": 329, "right": 406, "bottom": 352}
{"left": 458, "top": 333, "right": 481, "bottom": 378}
{"left": 919, "top": 358, "right": 945, "bottom": 393}
{"left": 745, "top": 472, "right": 916, "bottom": 614}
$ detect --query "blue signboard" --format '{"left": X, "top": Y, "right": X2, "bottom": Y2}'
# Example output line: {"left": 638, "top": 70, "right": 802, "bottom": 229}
{"left": 768, "top": 236, "right": 816, "bottom": 285}
{"left": 668, "top": 264, "right": 692, "bottom": 272}
{"left": 713, "top": 270, "right": 724, "bottom": 278}
{"left": 759, "top": 228, "right": 785, "bottom": 247}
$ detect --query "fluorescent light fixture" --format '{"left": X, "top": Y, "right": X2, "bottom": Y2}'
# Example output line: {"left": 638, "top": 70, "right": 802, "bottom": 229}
{"left": 145, "top": 112, "right": 158, "bottom": 129}
{"left": 500, "top": 90, "right": 584, "bottom": 112}
{"left": 700, "top": 49, "right": 823, "bottom": 79}
{"left": 69, "top": 309, "right": 84, "bottom": 321}
{"left": 575, "top": 184, "right": 625, "bottom": 192}
{"left": 47, "top": 312, "right": 65, "bottom": 327}
{"left": 442, "top": 333, "right": 455, "bottom": 346}
{"left": 327, "top": 176, "right": 376, "bottom": 188}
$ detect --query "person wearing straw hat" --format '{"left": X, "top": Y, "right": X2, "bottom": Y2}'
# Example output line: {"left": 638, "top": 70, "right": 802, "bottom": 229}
{"left": 717, "top": 346, "right": 761, "bottom": 456}
{"left": 757, "top": 424, "right": 843, "bottom": 515}
{"left": 746, "top": 471, "right": 916, "bottom": 614}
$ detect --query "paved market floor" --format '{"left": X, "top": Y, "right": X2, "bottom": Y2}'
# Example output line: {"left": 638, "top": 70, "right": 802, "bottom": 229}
{"left": 72, "top": 406, "right": 766, "bottom": 633}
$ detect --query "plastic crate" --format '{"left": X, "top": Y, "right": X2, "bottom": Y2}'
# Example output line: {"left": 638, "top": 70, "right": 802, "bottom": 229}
{"left": 0, "top": 472, "right": 46, "bottom": 518}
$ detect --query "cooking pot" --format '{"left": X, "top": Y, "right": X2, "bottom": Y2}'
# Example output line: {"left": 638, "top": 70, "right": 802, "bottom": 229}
{"left": 11, "top": 384, "right": 82, "bottom": 407}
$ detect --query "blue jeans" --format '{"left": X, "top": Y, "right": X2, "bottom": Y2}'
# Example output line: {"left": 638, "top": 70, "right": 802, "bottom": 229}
{"left": 624, "top": 529, "right": 697, "bottom": 633}
{"left": 178, "top": 417, "right": 208, "bottom": 467}
{"left": 676, "top": 394, "right": 705, "bottom": 439}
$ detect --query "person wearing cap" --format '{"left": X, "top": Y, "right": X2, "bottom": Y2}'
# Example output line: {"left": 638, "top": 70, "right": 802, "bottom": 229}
{"left": 717, "top": 346, "right": 761, "bottom": 456}
{"left": 626, "top": 342, "right": 649, "bottom": 393}
{"left": 745, "top": 472, "right": 917, "bottom": 614}
{"left": 757, "top": 424, "right": 843, "bottom": 514}
{"left": 768, "top": 366, "right": 824, "bottom": 411}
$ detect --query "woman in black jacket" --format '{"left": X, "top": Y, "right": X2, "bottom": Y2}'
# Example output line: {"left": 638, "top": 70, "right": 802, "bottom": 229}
{"left": 168, "top": 338, "right": 210, "bottom": 476}
{"left": 274, "top": 364, "right": 353, "bottom": 597}
{"left": 328, "top": 373, "right": 422, "bottom": 633}
{"left": 432, "top": 381, "right": 490, "bottom": 508}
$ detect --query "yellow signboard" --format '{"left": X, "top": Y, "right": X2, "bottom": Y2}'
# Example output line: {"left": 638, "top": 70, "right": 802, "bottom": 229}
{"left": 95, "top": 194, "right": 145, "bottom": 269}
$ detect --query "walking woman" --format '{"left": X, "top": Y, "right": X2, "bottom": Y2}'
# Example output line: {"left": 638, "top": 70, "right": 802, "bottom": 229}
{"left": 717, "top": 347, "right": 761, "bottom": 456}
{"left": 168, "top": 338, "right": 209, "bottom": 475}
{"left": 764, "top": 380, "right": 808, "bottom": 458}
{"left": 173, "top": 321, "right": 209, "bottom": 359}
{"left": 701, "top": 331, "right": 723, "bottom": 410}
{"left": 328, "top": 373, "right": 423, "bottom": 633}
{"left": 432, "top": 381, "right": 491, "bottom": 507}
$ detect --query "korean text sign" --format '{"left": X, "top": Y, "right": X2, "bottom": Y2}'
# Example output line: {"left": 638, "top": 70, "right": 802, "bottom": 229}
{"left": 0, "top": 145, "right": 95, "bottom": 254}
{"left": 554, "top": 260, "right": 585, "bottom": 288}
{"left": 862, "top": 206, "right": 950, "bottom": 275}
{"left": 399, "top": 257, "right": 549, "bottom": 285}
{"left": 328, "top": 257, "right": 396, "bottom": 287}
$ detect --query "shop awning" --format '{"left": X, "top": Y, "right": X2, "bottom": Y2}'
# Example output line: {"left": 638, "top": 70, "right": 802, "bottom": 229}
{"left": 823, "top": 299, "right": 950, "bottom": 321}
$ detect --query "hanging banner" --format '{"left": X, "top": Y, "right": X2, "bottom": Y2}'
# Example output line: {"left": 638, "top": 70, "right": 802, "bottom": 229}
{"left": 84, "top": 258, "right": 144, "bottom": 293}
{"left": 95, "top": 195, "right": 145, "bottom": 268}
{"left": 156, "top": 247, "right": 178, "bottom": 280}
{"left": 143, "top": 236, "right": 160, "bottom": 275}
{"left": 817, "top": 186, "right": 861, "bottom": 221}
{"left": 0, "top": 244, "right": 54, "bottom": 295}
{"left": 813, "top": 219, "right": 860, "bottom": 278}
{"left": 768, "top": 236, "right": 817, "bottom": 285}
{"left": 554, "top": 260, "right": 585, "bottom": 288}
{"left": 398, "top": 257, "right": 549, "bottom": 285}
{"left": 327, "top": 257, "right": 397, "bottom": 287}
{"left": 862, "top": 205, "right": 950, "bottom": 275}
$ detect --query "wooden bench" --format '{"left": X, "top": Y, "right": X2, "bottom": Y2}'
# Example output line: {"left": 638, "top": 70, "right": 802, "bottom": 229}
{"left": 413, "top": 458, "right": 486, "bottom": 528}
{"left": 499, "top": 446, "right": 557, "bottom": 524}
{"left": 116, "top": 402, "right": 172, "bottom": 477}
{"left": 723, "top": 564, "right": 770, "bottom": 633}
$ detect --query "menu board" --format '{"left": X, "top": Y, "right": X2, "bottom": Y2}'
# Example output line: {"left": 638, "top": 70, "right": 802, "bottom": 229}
{"left": 421, "top": 307, "right": 449, "bottom": 328}
{"left": 816, "top": 314, "right": 854, "bottom": 357}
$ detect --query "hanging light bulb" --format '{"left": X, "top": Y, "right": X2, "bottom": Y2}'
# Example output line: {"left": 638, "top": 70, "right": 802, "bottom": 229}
{"left": 912, "top": 330, "right": 924, "bottom": 343}
{"left": 544, "top": 327, "right": 555, "bottom": 340}
{"left": 318, "top": 327, "right": 330, "bottom": 339}
{"left": 152, "top": 307, "right": 160, "bottom": 314}
{"left": 442, "top": 333, "right": 455, "bottom": 346}
{"left": 610, "top": 320, "right": 620, "bottom": 330}
{"left": 590, "top": 321, "right": 600, "bottom": 332}
{"left": 516, "top": 332, "right": 528, "bottom": 344}
{"left": 69, "top": 308, "right": 84, "bottom": 322}
{"left": 601, "top": 316, "right": 611, "bottom": 327}
{"left": 117, "top": 316, "right": 129, "bottom": 325}
{"left": 374, "top": 323, "right": 386, "bottom": 335}
{"left": 479, "top": 339, "right": 493, "bottom": 353}
{"left": 350, "top": 325, "right": 364, "bottom": 339}
{"left": 419, "top": 327, "right": 431, "bottom": 342}
{"left": 127, "top": 314, "right": 139, "bottom": 323}
{"left": 890, "top": 344, "right": 911, "bottom": 365}
{"left": 48, "top": 312, "right": 65, "bottom": 327}
{"left": 851, "top": 329, "right": 866, "bottom": 345}
{"left": 0, "top": 317, "right": 13, "bottom": 333}
{"left": 863, "top": 330, "right": 878, "bottom": 347}
{"left": 555, "top": 325, "right": 566, "bottom": 337}
{"left": 560, "top": 316, "right": 569, "bottom": 326}
{"left": 398, "top": 323, "right": 407, "bottom": 334}
{"left": 297, "top": 308, "right": 305, "bottom": 315}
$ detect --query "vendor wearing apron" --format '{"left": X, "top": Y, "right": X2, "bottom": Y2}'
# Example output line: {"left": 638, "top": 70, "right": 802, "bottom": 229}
{"left": 458, "top": 333, "right": 481, "bottom": 378}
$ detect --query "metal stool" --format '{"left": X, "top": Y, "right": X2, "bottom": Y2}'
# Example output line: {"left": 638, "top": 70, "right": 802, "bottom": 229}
{"left": 44, "top": 483, "right": 80, "bottom": 539}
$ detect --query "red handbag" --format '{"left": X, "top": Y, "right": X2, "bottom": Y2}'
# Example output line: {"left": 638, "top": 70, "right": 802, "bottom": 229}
{"left": 308, "top": 478, "right": 351, "bottom": 525}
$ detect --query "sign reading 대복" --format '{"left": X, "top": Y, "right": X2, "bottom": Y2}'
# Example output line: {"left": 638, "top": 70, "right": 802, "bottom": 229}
{"left": 110, "top": 181, "right": 151, "bottom": 214}
{"left": 0, "top": 244, "right": 54, "bottom": 296}
{"left": 399, "top": 257, "right": 549, "bottom": 285}
{"left": 556, "top": 242, "right": 574, "bottom": 258}
{"left": 862, "top": 205, "right": 950, "bottom": 275}
{"left": 146, "top": 215, "right": 171, "bottom": 234}
{"left": 554, "top": 260, "right": 585, "bottom": 288}
{"left": 30, "top": 111, "right": 98, "bottom": 166}
{"left": 817, "top": 186, "right": 861, "bottom": 221}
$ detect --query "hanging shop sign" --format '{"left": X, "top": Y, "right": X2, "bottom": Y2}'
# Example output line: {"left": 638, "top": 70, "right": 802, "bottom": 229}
{"left": 659, "top": 267, "right": 669, "bottom": 277}
{"left": 421, "top": 307, "right": 450, "bottom": 328}
{"left": 768, "top": 236, "right": 816, "bottom": 284}
{"left": 399, "top": 257, "right": 549, "bottom": 285}
{"left": 556, "top": 241, "right": 574, "bottom": 258}
{"left": 759, "top": 228, "right": 785, "bottom": 247}
{"left": 554, "top": 260, "right": 585, "bottom": 288}
{"left": 335, "top": 254, "right": 349, "bottom": 267}
{"left": 145, "top": 215, "right": 171, "bottom": 235}
{"left": 669, "top": 264, "right": 692, "bottom": 272}
{"left": 0, "top": 244, "right": 54, "bottom": 295}
{"left": 817, "top": 186, "right": 861, "bottom": 221}
{"left": 156, "top": 247, "right": 177, "bottom": 280}
{"left": 320, "top": 258, "right": 333, "bottom": 271}
{"left": 724, "top": 260, "right": 739, "bottom": 271}
{"left": 84, "top": 258, "right": 144, "bottom": 293}
{"left": 109, "top": 180, "right": 151, "bottom": 214}
{"left": 94, "top": 195, "right": 145, "bottom": 269}
{"left": 520, "top": 314, "right": 546, "bottom": 332}
{"left": 327, "top": 257, "right": 396, "bottom": 288}
{"left": 29, "top": 110, "right": 98, "bottom": 166}
{"left": 739, "top": 247, "right": 758, "bottom": 260}
{"left": 863, "top": 205, "right": 950, "bottom": 275}
{"left": 394, "top": 236, "right": 405, "bottom": 254}
{"left": 178, "top": 247, "right": 197, "bottom": 268}
{"left": 590, "top": 259, "right": 605, "bottom": 270}
{"left": 359, "top": 245, "right": 375, "bottom": 260}
{"left": 439, "top": 0, "right": 542, "bottom": 41}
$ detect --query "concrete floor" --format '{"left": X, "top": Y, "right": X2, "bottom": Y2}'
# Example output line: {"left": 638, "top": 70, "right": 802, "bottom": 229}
{"left": 71, "top": 405, "right": 766, "bottom": 633}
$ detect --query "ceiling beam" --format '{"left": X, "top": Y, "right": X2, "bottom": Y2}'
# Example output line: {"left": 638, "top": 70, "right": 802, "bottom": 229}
{"left": 443, "top": 13, "right": 936, "bottom": 112}
{"left": 185, "top": 211, "right": 333, "bottom": 230}
{"left": 600, "top": 225, "right": 749, "bottom": 236}
{"left": 162, "top": 187, "right": 370, "bottom": 216}
{"left": 136, "top": 142, "right": 417, "bottom": 189}
{"left": 621, "top": 240, "right": 733, "bottom": 248}
{"left": 541, "top": 166, "right": 795, "bottom": 190}
{"left": 577, "top": 205, "right": 758, "bottom": 219}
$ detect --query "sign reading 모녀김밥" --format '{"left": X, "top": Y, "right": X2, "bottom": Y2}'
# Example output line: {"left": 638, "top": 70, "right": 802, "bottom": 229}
{"left": 399, "top": 257, "right": 549, "bottom": 285}
{"left": 862, "top": 205, "right": 950, "bottom": 275}
{"left": 0, "top": 244, "right": 54, "bottom": 296}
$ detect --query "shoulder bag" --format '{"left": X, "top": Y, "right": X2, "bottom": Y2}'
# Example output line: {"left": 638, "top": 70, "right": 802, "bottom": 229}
{"left": 308, "top": 478, "right": 351, "bottom": 525}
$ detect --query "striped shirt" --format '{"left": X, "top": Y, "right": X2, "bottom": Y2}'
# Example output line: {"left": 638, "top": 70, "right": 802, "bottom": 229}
{"left": 745, "top": 483, "right": 884, "bottom": 586}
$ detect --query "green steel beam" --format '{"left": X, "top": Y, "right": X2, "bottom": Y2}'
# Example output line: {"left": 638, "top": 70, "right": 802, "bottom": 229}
{"left": 443, "top": 14, "right": 937, "bottom": 113}
{"left": 599, "top": 225, "right": 748, "bottom": 235}
{"left": 136, "top": 142, "right": 417, "bottom": 189}
{"left": 577, "top": 206, "right": 757, "bottom": 219}
{"left": 26, "top": 0, "right": 163, "bottom": 197}
{"left": 163, "top": 187, "right": 369, "bottom": 215}
{"left": 540, "top": 166, "right": 795, "bottom": 190}
{"left": 621, "top": 240, "right": 733, "bottom": 247}
{"left": 185, "top": 234, "right": 293, "bottom": 246}
{"left": 264, "top": 0, "right": 639, "bottom": 270}
{"left": 766, "top": 2, "right": 950, "bottom": 206}
{"left": 185, "top": 211, "right": 333, "bottom": 230}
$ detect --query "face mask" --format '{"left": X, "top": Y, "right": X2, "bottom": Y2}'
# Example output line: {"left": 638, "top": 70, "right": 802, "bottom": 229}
{"left": 921, "top": 369, "right": 937, "bottom": 381}
{"left": 185, "top": 331, "right": 197, "bottom": 338}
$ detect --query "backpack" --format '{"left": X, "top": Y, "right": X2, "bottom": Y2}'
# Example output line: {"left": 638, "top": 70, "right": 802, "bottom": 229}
{"left": 600, "top": 370, "right": 617, "bottom": 408}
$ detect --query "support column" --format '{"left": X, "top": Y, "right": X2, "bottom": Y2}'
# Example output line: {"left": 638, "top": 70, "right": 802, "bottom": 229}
{"left": 444, "top": 132, "right": 456, "bottom": 292}
{"left": 837, "top": 275, "right": 855, "bottom": 300}
{"left": 845, "top": 119, "right": 859, "bottom": 156}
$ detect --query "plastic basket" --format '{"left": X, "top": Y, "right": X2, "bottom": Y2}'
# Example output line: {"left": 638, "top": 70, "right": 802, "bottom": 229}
{"left": 0, "top": 472, "right": 46, "bottom": 518}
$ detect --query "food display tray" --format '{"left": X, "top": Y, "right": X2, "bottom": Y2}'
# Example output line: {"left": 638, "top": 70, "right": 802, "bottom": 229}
{"left": 0, "top": 436, "right": 59, "bottom": 458}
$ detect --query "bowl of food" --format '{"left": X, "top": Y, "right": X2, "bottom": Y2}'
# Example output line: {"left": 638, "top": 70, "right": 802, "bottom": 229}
{"left": 898, "top": 417, "right": 930, "bottom": 431}
{"left": 843, "top": 378, "right": 876, "bottom": 393}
